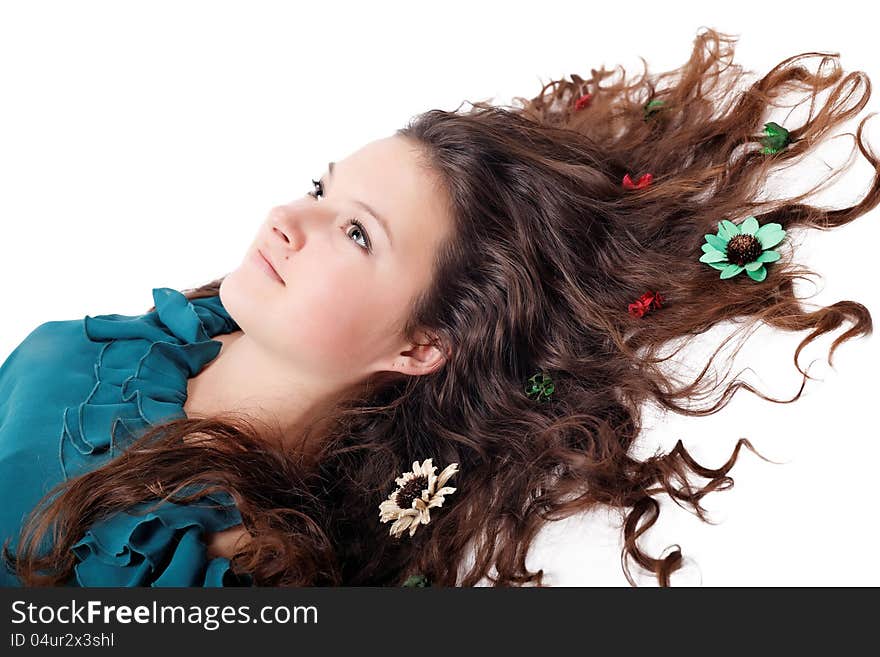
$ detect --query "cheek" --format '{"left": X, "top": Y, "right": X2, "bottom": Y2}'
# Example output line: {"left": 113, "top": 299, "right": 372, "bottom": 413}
{"left": 278, "top": 272, "right": 403, "bottom": 368}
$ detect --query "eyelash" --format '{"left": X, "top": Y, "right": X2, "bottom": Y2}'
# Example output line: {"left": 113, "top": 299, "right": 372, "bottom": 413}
{"left": 307, "top": 178, "right": 373, "bottom": 253}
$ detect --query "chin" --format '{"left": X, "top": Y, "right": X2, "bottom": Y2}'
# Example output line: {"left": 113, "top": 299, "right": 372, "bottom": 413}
{"left": 217, "top": 272, "right": 253, "bottom": 325}
{"left": 218, "top": 275, "right": 229, "bottom": 304}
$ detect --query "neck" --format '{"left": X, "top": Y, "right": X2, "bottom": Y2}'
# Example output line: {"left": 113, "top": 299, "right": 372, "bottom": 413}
{"left": 183, "top": 331, "right": 345, "bottom": 460}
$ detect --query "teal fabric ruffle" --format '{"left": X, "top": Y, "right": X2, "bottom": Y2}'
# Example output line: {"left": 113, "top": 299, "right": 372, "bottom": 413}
{"left": 61, "top": 287, "right": 250, "bottom": 586}
{"left": 60, "top": 287, "right": 240, "bottom": 481}
{"left": 70, "top": 489, "right": 253, "bottom": 587}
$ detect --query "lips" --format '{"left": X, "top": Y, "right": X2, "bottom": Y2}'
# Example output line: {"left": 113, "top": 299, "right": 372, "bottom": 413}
{"left": 257, "top": 248, "right": 285, "bottom": 284}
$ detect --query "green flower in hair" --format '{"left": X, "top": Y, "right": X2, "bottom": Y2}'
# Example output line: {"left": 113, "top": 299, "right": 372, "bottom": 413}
{"left": 403, "top": 574, "right": 430, "bottom": 587}
{"left": 699, "top": 216, "right": 785, "bottom": 282}
{"left": 643, "top": 99, "right": 666, "bottom": 120}
{"left": 525, "top": 373, "right": 555, "bottom": 402}
{"left": 760, "top": 122, "right": 793, "bottom": 154}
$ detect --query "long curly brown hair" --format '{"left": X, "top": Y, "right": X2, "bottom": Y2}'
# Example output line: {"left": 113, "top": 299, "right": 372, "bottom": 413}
{"left": 7, "top": 28, "right": 878, "bottom": 586}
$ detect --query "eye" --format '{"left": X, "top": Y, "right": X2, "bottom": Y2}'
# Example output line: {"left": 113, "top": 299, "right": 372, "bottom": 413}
{"left": 308, "top": 177, "right": 373, "bottom": 253}
{"left": 344, "top": 218, "right": 372, "bottom": 252}
{"left": 307, "top": 178, "right": 324, "bottom": 200}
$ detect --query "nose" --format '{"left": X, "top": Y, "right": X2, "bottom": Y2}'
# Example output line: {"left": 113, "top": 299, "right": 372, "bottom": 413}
{"left": 266, "top": 202, "right": 309, "bottom": 251}
{"left": 272, "top": 224, "right": 290, "bottom": 245}
{"left": 266, "top": 199, "right": 328, "bottom": 254}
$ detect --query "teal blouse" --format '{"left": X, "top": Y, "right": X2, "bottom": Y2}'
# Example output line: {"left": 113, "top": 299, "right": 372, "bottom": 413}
{"left": 0, "top": 287, "right": 252, "bottom": 587}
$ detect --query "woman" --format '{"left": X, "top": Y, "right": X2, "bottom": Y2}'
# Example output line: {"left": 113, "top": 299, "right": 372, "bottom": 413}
{"left": 2, "top": 28, "right": 877, "bottom": 587}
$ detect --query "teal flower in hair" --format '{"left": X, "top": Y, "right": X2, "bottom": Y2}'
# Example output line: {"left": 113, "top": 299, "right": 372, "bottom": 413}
{"left": 643, "top": 99, "right": 666, "bottom": 120}
{"left": 760, "top": 122, "right": 793, "bottom": 154}
{"left": 403, "top": 574, "right": 430, "bottom": 587}
{"left": 525, "top": 373, "right": 555, "bottom": 402}
{"left": 699, "top": 216, "right": 785, "bottom": 282}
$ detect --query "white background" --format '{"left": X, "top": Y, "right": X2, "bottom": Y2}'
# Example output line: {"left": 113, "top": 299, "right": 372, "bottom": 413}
{"left": 1, "top": 1, "right": 877, "bottom": 586}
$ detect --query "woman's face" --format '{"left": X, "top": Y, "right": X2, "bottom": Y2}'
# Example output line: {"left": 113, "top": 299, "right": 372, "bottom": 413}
{"left": 220, "top": 134, "right": 454, "bottom": 383}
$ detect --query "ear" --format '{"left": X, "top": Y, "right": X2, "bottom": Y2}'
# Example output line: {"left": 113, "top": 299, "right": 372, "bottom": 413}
{"left": 391, "top": 330, "right": 450, "bottom": 377}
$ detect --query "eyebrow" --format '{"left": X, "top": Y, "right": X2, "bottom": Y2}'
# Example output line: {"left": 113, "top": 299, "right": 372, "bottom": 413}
{"left": 327, "top": 161, "right": 394, "bottom": 248}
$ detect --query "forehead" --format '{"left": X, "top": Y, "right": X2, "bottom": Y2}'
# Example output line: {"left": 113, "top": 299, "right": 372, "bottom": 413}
{"left": 334, "top": 135, "right": 452, "bottom": 268}
{"left": 340, "top": 135, "right": 430, "bottom": 190}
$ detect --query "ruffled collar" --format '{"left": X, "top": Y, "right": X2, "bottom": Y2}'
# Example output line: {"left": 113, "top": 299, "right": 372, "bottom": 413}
{"left": 59, "top": 288, "right": 252, "bottom": 586}
{"left": 60, "top": 287, "right": 240, "bottom": 481}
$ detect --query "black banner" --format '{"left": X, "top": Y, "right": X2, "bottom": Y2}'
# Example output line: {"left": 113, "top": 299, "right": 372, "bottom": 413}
{"left": 0, "top": 586, "right": 873, "bottom": 653}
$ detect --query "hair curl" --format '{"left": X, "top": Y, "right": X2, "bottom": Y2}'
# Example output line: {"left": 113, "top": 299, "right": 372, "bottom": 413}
{"left": 6, "top": 27, "right": 878, "bottom": 586}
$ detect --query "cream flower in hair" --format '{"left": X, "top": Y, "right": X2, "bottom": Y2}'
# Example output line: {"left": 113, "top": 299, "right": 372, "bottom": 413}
{"left": 379, "top": 458, "right": 459, "bottom": 538}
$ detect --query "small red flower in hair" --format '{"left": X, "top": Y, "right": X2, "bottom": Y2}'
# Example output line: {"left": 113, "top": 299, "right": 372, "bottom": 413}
{"left": 574, "top": 93, "right": 593, "bottom": 111}
{"left": 628, "top": 291, "right": 664, "bottom": 318}
{"left": 622, "top": 173, "right": 653, "bottom": 190}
